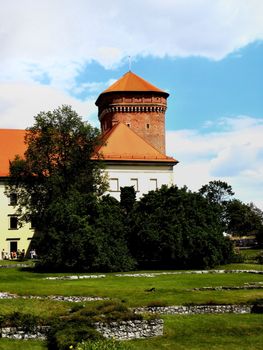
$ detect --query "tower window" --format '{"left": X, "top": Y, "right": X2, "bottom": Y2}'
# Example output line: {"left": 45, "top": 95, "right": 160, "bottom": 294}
{"left": 127, "top": 123, "right": 131, "bottom": 128}
{"left": 146, "top": 123, "right": 150, "bottom": 129}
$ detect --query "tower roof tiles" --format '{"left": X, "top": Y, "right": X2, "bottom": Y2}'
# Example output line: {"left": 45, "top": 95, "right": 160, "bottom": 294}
{"left": 96, "top": 71, "right": 169, "bottom": 105}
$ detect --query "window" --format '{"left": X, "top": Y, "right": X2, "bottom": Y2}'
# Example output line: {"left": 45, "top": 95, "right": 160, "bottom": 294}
{"left": 9, "top": 216, "right": 18, "bottom": 230}
{"left": 9, "top": 193, "right": 17, "bottom": 206}
{"left": 109, "top": 178, "right": 119, "bottom": 192}
{"left": 130, "top": 178, "right": 139, "bottom": 192}
{"left": 146, "top": 123, "right": 150, "bottom": 129}
{"left": 126, "top": 123, "right": 131, "bottom": 128}
{"left": 149, "top": 179, "right": 158, "bottom": 191}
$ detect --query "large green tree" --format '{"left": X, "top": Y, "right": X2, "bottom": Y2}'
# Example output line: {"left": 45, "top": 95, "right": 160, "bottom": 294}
{"left": 6, "top": 105, "right": 115, "bottom": 271}
{"left": 128, "top": 185, "right": 234, "bottom": 269}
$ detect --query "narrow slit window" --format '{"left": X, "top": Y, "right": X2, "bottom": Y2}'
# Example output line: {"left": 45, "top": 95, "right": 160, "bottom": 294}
{"left": 109, "top": 178, "right": 119, "bottom": 192}
{"left": 149, "top": 179, "right": 158, "bottom": 191}
{"left": 130, "top": 178, "right": 139, "bottom": 192}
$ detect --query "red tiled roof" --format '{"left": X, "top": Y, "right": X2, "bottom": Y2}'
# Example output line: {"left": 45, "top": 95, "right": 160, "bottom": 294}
{"left": 94, "top": 123, "right": 177, "bottom": 164}
{"left": 0, "top": 129, "right": 26, "bottom": 176}
{"left": 96, "top": 71, "right": 169, "bottom": 105}
{"left": 0, "top": 124, "right": 177, "bottom": 177}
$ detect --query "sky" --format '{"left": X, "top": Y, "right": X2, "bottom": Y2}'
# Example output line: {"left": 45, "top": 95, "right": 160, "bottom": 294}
{"left": 0, "top": 0, "right": 263, "bottom": 209}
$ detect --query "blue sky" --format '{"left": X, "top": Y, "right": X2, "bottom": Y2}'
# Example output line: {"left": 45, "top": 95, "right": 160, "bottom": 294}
{"left": 0, "top": 0, "right": 262, "bottom": 208}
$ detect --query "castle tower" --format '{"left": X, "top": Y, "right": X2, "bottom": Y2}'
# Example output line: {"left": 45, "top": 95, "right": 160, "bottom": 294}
{"left": 95, "top": 71, "right": 169, "bottom": 154}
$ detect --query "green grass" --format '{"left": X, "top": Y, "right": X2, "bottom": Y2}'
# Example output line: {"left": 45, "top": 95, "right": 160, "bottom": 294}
{"left": 0, "top": 266, "right": 262, "bottom": 314}
{"left": 2, "top": 314, "right": 262, "bottom": 350}
{"left": 240, "top": 249, "right": 263, "bottom": 264}
{"left": 0, "top": 339, "right": 46, "bottom": 350}
{"left": 128, "top": 314, "right": 263, "bottom": 350}
{"left": 0, "top": 261, "right": 262, "bottom": 349}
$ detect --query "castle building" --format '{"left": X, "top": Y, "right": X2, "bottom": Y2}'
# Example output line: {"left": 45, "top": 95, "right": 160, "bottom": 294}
{"left": 95, "top": 71, "right": 177, "bottom": 200}
{"left": 0, "top": 71, "right": 177, "bottom": 256}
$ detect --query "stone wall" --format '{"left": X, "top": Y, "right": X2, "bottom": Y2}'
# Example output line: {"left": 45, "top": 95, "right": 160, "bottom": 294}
{"left": 135, "top": 304, "right": 252, "bottom": 315}
{"left": 1, "top": 326, "right": 49, "bottom": 340}
{"left": 0, "top": 320, "right": 164, "bottom": 341}
{"left": 94, "top": 319, "right": 164, "bottom": 340}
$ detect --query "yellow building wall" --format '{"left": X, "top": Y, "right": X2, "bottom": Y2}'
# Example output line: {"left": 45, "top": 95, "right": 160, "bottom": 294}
{"left": 0, "top": 180, "right": 34, "bottom": 259}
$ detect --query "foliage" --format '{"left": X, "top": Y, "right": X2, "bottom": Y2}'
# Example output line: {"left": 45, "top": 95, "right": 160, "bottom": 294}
{"left": 88, "top": 195, "right": 135, "bottom": 272}
{"left": 199, "top": 180, "right": 234, "bottom": 205}
{"left": 47, "top": 320, "right": 101, "bottom": 350}
{"left": 120, "top": 186, "right": 136, "bottom": 214}
{"left": 225, "top": 200, "right": 263, "bottom": 241}
{"left": 6, "top": 105, "right": 106, "bottom": 225}
{"left": 47, "top": 301, "right": 139, "bottom": 350}
{"left": 75, "top": 339, "right": 131, "bottom": 350}
{"left": 128, "top": 185, "right": 234, "bottom": 269}
{"left": 0, "top": 311, "right": 45, "bottom": 331}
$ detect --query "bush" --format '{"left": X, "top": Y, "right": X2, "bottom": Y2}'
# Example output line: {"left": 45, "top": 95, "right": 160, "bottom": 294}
{"left": 0, "top": 311, "right": 45, "bottom": 332}
{"left": 47, "top": 319, "right": 102, "bottom": 350}
{"left": 47, "top": 301, "right": 141, "bottom": 350}
{"left": 75, "top": 339, "right": 131, "bottom": 350}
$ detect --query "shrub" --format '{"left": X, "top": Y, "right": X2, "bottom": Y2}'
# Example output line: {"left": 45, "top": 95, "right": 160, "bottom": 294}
{"left": 0, "top": 311, "right": 45, "bottom": 332}
{"left": 47, "top": 319, "right": 102, "bottom": 350}
{"left": 75, "top": 339, "right": 131, "bottom": 350}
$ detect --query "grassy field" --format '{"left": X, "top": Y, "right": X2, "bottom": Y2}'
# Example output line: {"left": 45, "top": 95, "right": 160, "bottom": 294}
{"left": 0, "top": 255, "right": 262, "bottom": 349}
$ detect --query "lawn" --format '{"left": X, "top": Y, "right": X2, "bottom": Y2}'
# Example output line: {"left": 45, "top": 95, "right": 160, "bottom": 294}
{"left": 0, "top": 260, "right": 262, "bottom": 349}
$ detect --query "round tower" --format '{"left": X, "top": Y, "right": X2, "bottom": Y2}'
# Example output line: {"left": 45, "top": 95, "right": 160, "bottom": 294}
{"left": 95, "top": 71, "right": 169, "bottom": 154}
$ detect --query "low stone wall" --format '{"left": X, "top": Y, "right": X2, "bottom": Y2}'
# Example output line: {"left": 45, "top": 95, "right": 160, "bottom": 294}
{"left": 135, "top": 304, "right": 252, "bottom": 315}
{"left": 0, "top": 292, "right": 108, "bottom": 302}
{"left": 1, "top": 320, "right": 163, "bottom": 341}
{"left": 94, "top": 319, "right": 164, "bottom": 340}
{"left": 115, "top": 270, "right": 263, "bottom": 278}
{"left": 1, "top": 326, "right": 49, "bottom": 340}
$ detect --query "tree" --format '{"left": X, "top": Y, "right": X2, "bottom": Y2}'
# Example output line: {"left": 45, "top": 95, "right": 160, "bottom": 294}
{"left": 120, "top": 186, "right": 136, "bottom": 214}
{"left": 6, "top": 105, "right": 111, "bottom": 271}
{"left": 225, "top": 199, "right": 263, "bottom": 244}
{"left": 128, "top": 185, "right": 234, "bottom": 269}
{"left": 199, "top": 180, "right": 234, "bottom": 205}
{"left": 90, "top": 195, "right": 135, "bottom": 271}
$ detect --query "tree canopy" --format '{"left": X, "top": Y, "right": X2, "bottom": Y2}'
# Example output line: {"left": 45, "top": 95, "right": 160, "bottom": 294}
{"left": 127, "top": 185, "right": 234, "bottom": 269}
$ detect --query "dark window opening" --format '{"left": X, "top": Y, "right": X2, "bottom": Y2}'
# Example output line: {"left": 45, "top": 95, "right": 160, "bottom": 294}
{"left": 146, "top": 123, "right": 150, "bottom": 129}
{"left": 10, "top": 217, "right": 18, "bottom": 230}
{"left": 10, "top": 193, "right": 18, "bottom": 206}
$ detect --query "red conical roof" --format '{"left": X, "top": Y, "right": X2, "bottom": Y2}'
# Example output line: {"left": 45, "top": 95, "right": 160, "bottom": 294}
{"left": 96, "top": 71, "right": 169, "bottom": 105}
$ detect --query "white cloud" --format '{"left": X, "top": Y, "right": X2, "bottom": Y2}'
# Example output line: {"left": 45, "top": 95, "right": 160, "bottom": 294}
{"left": 0, "top": 82, "right": 99, "bottom": 129}
{"left": 167, "top": 116, "right": 263, "bottom": 209}
{"left": 0, "top": 0, "right": 263, "bottom": 87}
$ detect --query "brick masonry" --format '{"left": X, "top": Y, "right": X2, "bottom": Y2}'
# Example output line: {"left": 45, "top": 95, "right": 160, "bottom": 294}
{"left": 98, "top": 93, "right": 167, "bottom": 154}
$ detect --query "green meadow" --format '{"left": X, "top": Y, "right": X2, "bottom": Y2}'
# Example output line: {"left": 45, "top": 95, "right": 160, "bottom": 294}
{"left": 0, "top": 250, "right": 262, "bottom": 349}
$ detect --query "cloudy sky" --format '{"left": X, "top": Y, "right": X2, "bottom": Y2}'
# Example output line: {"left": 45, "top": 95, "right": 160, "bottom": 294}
{"left": 0, "top": 0, "right": 263, "bottom": 208}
